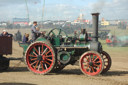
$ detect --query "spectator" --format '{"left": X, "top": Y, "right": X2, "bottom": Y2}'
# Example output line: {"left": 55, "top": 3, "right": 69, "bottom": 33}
{"left": 0, "top": 30, "right": 13, "bottom": 37}
{"left": 22, "top": 33, "right": 29, "bottom": 43}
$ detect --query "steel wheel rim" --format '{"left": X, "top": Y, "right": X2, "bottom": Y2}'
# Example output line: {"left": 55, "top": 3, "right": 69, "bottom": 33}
{"left": 80, "top": 52, "right": 103, "bottom": 76}
{"left": 101, "top": 51, "right": 111, "bottom": 74}
{"left": 26, "top": 42, "right": 54, "bottom": 74}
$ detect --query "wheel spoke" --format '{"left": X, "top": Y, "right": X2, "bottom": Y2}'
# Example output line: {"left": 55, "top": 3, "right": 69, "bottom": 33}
{"left": 104, "top": 61, "right": 108, "bottom": 63}
{"left": 45, "top": 64, "right": 48, "bottom": 69}
{"left": 88, "top": 67, "right": 91, "bottom": 73}
{"left": 33, "top": 51, "right": 38, "bottom": 56}
{"left": 38, "top": 46, "right": 41, "bottom": 55}
{"left": 93, "top": 57, "right": 98, "bottom": 62}
{"left": 85, "top": 56, "right": 88, "bottom": 60}
{"left": 34, "top": 47, "right": 39, "bottom": 54}
{"left": 83, "top": 60, "right": 87, "bottom": 64}
{"left": 45, "top": 61, "right": 51, "bottom": 65}
{"left": 46, "top": 58, "right": 52, "bottom": 62}
{"left": 34, "top": 61, "right": 39, "bottom": 70}
{"left": 30, "top": 61, "right": 37, "bottom": 66}
{"left": 94, "top": 61, "right": 101, "bottom": 64}
{"left": 85, "top": 65, "right": 89, "bottom": 70}
{"left": 41, "top": 48, "right": 48, "bottom": 56}
{"left": 41, "top": 44, "right": 44, "bottom": 53}
{"left": 29, "top": 54, "right": 37, "bottom": 57}
{"left": 45, "top": 50, "right": 51, "bottom": 55}
{"left": 30, "top": 58, "right": 37, "bottom": 61}
{"left": 85, "top": 57, "right": 89, "bottom": 62}
{"left": 40, "top": 62, "right": 44, "bottom": 71}
{"left": 45, "top": 55, "right": 53, "bottom": 58}
{"left": 101, "top": 54, "right": 103, "bottom": 57}
{"left": 93, "top": 63, "right": 100, "bottom": 67}
{"left": 37, "top": 63, "right": 41, "bottom": 71}
{"left": 92, "top": 55, "right": 95, "bottom": 61}
{"left": 89, "top": 55, "right": 92, "bottom": 62}
{"left": 91, "top": 66, "right": 95, "bottom": 72}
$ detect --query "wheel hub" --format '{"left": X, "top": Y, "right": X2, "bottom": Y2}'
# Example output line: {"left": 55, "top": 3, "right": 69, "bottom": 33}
{"left": 89, "top": 62, "right": 93, "bottom": 66}
{"left": 37, "top": 55, "right": 43, "bottom": 61}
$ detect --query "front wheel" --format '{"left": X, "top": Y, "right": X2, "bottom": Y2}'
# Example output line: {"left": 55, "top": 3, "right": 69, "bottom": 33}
{"left": 79, "top": 51, "right": 104, "bottom": 76}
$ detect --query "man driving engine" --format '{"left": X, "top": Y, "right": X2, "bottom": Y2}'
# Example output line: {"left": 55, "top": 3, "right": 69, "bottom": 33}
{"left": 31, "top": 21, "right": 40, "bottom": 41}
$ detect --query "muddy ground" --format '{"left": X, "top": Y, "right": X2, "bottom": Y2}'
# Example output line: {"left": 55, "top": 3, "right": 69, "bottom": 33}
{"left": 0, "top": 29, "right": 128, "bottom": 85}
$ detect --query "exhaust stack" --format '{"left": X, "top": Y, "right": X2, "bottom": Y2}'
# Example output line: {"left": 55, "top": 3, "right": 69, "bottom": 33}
{"left": 90, "top": 13, "right": 102, "bottom": 52}
{"left": 92, "top": 13, "right": 99, "bottom": 42}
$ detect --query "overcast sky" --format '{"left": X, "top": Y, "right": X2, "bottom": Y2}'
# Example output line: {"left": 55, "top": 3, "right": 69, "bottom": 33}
{"left": 0, "top": 0, "right": 128, "bottom": 21}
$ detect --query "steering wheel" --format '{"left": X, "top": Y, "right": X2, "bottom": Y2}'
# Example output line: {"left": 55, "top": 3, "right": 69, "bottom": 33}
{"left": 47, "top": 28, "right": 68, "bottom": 39}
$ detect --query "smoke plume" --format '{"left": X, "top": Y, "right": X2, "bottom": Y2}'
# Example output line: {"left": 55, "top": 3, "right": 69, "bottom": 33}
{"left": 92, "top": 0, "right": 106, "bottom": 13}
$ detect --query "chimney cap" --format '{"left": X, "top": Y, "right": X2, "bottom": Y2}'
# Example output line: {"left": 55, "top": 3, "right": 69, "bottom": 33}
{"left": 92, "top": 13, "right": 100, "bottom": 15}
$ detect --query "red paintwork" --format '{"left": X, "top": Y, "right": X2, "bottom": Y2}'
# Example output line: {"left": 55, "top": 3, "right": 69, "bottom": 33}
{"left": 80, "top": 52, "right": 103, "bottom": 76}
{"left": 106, "top": 38, "right": 112, "bottom": 43}
{"left": 26, "top": 43, "right": 54, "bottom": 74}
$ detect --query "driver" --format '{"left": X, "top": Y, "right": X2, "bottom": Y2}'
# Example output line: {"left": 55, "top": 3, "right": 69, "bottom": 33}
{"left": 31, "top": 21, "right": 40, "bottom": 41}
{"left": 79, "top": 29, "right": 88, "bottom": 42}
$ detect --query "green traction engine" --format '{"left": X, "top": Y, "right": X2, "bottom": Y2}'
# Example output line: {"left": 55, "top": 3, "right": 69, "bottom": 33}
{"left": 19, "top": 13, "right": 112, "bottom": 76}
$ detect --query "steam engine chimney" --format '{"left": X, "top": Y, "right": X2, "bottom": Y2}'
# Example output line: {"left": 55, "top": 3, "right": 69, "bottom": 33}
{"left": 92, "top": 13, "right": 99, "bottom": 42}
{"left": 90, "top": 13, "right": 102, "bottom": 52}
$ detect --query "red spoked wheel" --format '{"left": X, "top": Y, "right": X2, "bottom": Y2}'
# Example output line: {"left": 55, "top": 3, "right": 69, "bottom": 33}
{"left": 101, "top": 51, "right": 112, "bottom": 74}
{"left": 25, "top": 41, "right": 56, "bottom": 75}
{"left": 79, "top": 51, "right": 104, "bottom": 76}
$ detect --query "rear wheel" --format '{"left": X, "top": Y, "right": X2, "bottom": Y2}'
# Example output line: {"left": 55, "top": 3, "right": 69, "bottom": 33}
{"left": 79, "top": 51, "right": 104, "bottom": 76}
{"left": 25, "top": 41, "right": 56, "bottom": 75}
{"left": 101, "top": 51, "right": 112, "bottom": 74}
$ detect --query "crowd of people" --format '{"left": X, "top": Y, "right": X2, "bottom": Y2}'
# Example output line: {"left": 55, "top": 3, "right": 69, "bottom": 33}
{"left": 0, "top": 21, "right": 46, "bottom": 44}
{"left": 0, "top": 21, "right": 89, "bottom": 44}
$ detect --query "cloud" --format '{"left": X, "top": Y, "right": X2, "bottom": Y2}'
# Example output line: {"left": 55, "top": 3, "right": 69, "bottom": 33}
{"left": 81, "top": 0, "right": 128, "bottom": 20}
{"left": 0, "top": 0, "right": 128, "bottom": 21}
{"left": 43, "top": 4, "right": 79, "bottom": 20}
{"left": 101, "top": 0, "right": 128, "bottom": 20}
{"left": 0, "top": 0, "right": 41, "bottom": 6}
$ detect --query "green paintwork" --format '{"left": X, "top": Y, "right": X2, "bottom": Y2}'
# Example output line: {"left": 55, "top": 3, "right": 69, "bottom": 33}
{"left": 53, "top": 37, "right": 60, "bottom": 46}
{"left": 79, "top": 34, "right": 85, "bottom": 41}
{"left": 19, "top": 28, "right": 91, "bottom": 57}
{"left": 59, "top": 52, "right": 71, "bottom": 61}
{"left": 75, "top": 42, "right": 90, "bottom": 47}
{"left": 36, "top": 37, "right": 46, "bottom": 42}
{"left": 62, "top": 54, "right": 69, "bottom": 61}
{"left": 19, "top": 43, "right": 29, "bottom": 54}
{"left": 19, "top": 37, "right": 46, "bottom": 55}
